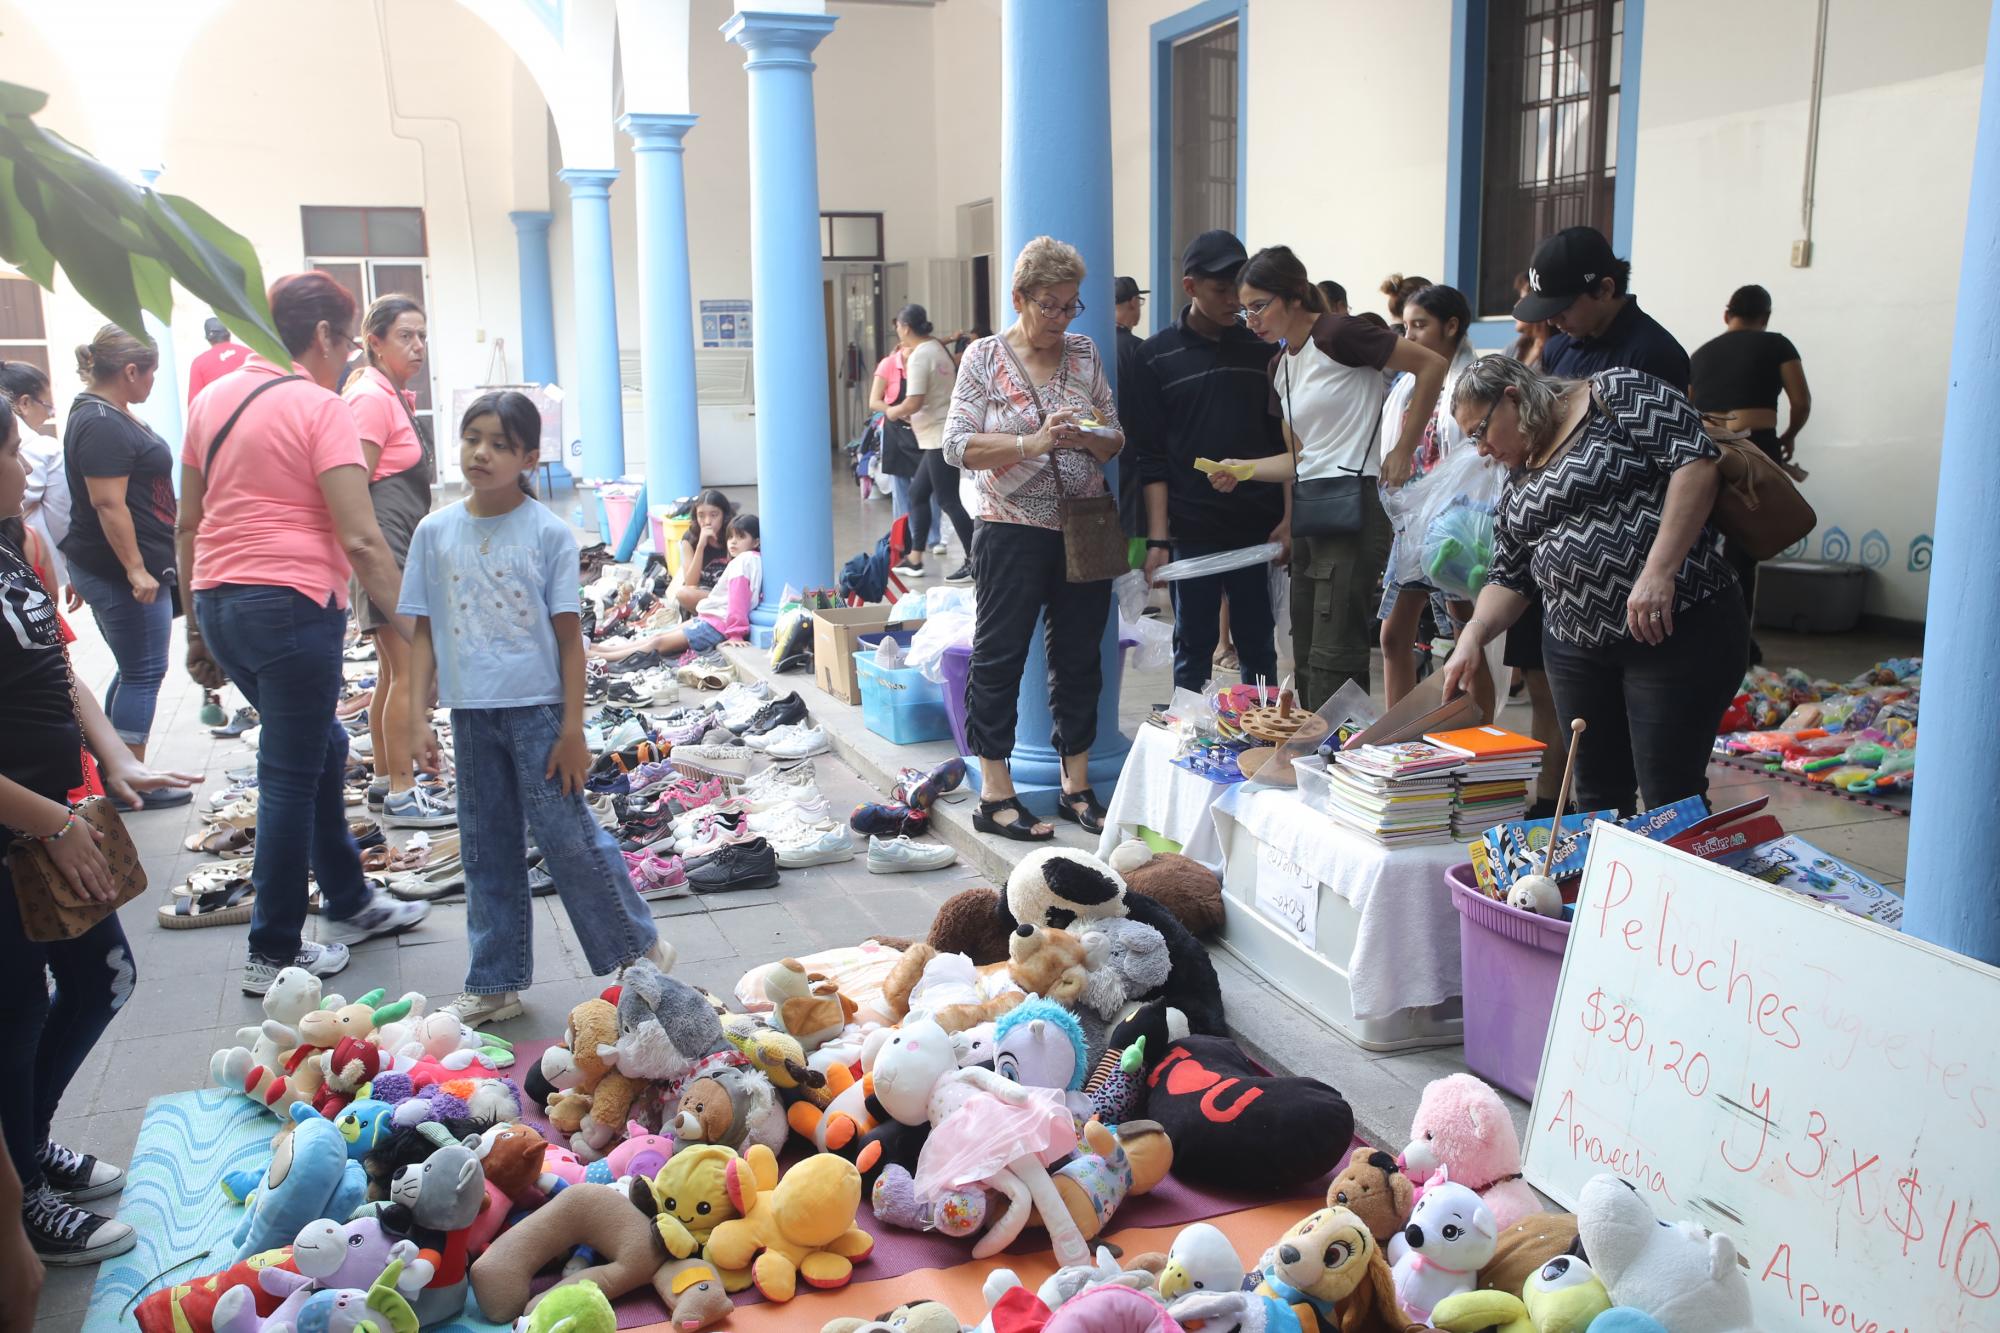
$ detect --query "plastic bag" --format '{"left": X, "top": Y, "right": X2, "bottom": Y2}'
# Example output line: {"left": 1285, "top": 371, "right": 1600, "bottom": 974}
{"left": 1152, "top": 543, "right": 1283, "bottom": 582}
{"left": 923, "top": 585, "right": 978, "bottom": 618}
{"left": 890, "top": 590, "right": 928, "bottom": 622}
{"left": 1411, "top": 448, "right": 1506, "bottom": 599}
{"left": 1121, "top": 612, "right": 1173, "bottom": 673}
{"left": 909, "top": 612, "right": 975, "bottom": 683}
{"left": 1113, "top": 569, "right": 1149, "bottom": 622}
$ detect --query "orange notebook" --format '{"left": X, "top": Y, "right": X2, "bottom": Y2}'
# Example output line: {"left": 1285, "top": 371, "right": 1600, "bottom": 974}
{"left": 1424, "top": 724, "right": 1547, "bottom": 758}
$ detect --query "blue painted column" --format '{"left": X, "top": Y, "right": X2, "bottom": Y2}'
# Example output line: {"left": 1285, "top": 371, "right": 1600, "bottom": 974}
{"left": 999, "top": 0, "right": 1130, "bottom": 791}
{"left": 1903, "top": 0, "right": 2000, "bottom": 967}
{"left": 618, "top": 113, "right": 704, "bottom": 507}
{"left": 557, "top": 169, "right": 626, "bottom": 483}
{"left": 135, "top": 168, "right": 185, "bottom": 478}
{"left": 723, "top": 10, "right": 837, "bottom": 622}
{"left": 508, "top": 209, "right": 569, "bottom": 490}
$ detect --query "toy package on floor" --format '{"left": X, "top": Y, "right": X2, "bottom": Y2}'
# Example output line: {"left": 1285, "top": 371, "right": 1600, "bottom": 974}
{"left": 1719, "top": 833, "right": 1904, "bottom": 928}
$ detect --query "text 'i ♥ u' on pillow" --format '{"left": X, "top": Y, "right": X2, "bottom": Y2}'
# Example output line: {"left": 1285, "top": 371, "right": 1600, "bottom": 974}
{"left": 1145, "top": 1034, "right": 1354, "bottom": 1192}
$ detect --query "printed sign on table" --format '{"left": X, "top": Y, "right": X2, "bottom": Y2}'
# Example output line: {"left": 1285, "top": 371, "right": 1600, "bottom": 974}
{"left": 1525, "top": 823, "right": 2000, "bottom": 1333}
{"left": 1252, "top": 838, "right": 1318, "bottom": 950}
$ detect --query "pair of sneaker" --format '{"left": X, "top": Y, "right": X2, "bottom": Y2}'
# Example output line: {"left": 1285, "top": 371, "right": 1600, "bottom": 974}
{"left": 23, "top": 1140, "right": 132, "bottom": 1266}
{"left": 240, "top": 892, "right": 430, "bottom": 996}
{"left": 381, "top": 782, "right": 457, "bottom": 829}
{"left": 445, "top": 934, "right": 679, "bottom": 1030}
{"left": 746, "top": 722, "right": 828, "bottom": 759}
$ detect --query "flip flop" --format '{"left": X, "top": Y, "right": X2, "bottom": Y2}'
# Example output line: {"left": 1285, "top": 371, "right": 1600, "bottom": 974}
{"left": 974, "top": 796, "right": 1053, "bottom": 842}
{"left": 158, "top": 877, "right": 255, "bottom": 930}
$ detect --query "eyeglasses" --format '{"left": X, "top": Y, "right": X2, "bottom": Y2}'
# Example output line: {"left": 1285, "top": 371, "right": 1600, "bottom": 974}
{"left": 1030, "top": 297, "right": 1085, "bottom": 321}
{"left": 29, "top": 398, "right": 53, "bottom": 415}
{"left": 1467, "top": 399, "right": 1500, "bottom": 443}
{"left": 1236, "top": 297, "right": 1277, "bottom": 322}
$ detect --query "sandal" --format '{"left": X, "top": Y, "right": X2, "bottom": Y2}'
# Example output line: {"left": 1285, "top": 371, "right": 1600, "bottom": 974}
{"left": 974, "top": 796, "right": 1054, "bottom": 842}
{"left": 158, "top": 877, "right": 255, "bottom": 930}
{"left": 185, "top": 825, "right": 255, "bottom": 857}
{"left": 1055, "top": 787, "right": 1108, "bottom": 835}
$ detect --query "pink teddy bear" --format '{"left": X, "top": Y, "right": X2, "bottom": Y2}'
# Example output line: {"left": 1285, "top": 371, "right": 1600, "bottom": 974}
{"left": 1399, "top": 1072, "right": 1540, "bottom": 1231}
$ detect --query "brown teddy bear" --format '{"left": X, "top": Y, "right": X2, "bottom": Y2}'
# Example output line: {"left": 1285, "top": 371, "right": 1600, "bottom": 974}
{"left": 1108, "top": 841, "right": 1224, "bottom": 937}
{"left": 1006, "top": 924, "right": 1097, "bottom": 1006}
{"left": 880, "top": 943, "right": 1025, "bottom": 1034}
{"left": 1327, "top": 1150, "right": 1415, "bottom": 1248}
{"left": 540, "top": 999, "right": 644, "bottom": 1158}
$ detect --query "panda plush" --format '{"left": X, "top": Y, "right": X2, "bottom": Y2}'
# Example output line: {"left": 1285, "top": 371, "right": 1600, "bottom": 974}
{"left": 934, "top": 846, "right": 1226, "bottom": 1037}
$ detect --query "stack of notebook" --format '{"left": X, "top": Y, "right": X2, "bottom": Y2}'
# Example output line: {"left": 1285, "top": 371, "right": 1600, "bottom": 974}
{"left": 1324, "top": 741, "right": 1467, "bottom": 846}
{"left": 1424, "top": 725, "right": 1547, "bottom": 838}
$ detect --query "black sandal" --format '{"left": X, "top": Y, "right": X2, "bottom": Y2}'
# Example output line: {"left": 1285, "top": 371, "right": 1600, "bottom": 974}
{"left": 1055, "top": 787, "right": 1107, "bottom": 835}
{"left": 974, "top": 796, "right": 1054, "bottom": 842}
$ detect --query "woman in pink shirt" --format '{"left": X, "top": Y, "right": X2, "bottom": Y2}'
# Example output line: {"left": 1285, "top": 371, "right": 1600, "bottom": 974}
{"left": 343, "top": 295, "right": 444, "bottom": 829}
{"left": 174, "top": 272, "right": 427, "bottom": 993}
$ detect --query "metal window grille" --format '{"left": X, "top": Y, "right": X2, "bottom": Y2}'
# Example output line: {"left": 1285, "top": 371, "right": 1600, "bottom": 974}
{"left": 1477, "top": 0, "right": 1624, "bottom": 318}
{"left": 1171, "top": 20, "right": 1238, "bottom": 263}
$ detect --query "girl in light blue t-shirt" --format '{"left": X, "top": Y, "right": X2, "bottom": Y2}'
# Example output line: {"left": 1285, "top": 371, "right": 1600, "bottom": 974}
{"left": 399, "top": 391, "right": 671, "bottom": 1028}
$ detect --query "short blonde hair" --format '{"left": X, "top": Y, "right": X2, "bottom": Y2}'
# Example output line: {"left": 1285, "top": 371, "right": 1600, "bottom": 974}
{"left": 1011, "top": 236, "right": 1086, "bottom": 297}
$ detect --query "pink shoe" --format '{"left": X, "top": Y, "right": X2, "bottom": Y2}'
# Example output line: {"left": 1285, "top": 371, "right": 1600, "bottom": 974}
{"left": 623, "top": 849, "right": 688, "bottom": 899}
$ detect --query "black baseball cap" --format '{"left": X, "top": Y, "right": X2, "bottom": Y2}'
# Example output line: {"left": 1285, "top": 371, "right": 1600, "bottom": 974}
{"left": 1181, "top": 229, "right": 1248, "bottom": 280}
{"left": 1114, "top": 276, "right": 1147, "bottom": 304}
{"left": 1513, "top": 226, "right": 1620, "bottom": 322}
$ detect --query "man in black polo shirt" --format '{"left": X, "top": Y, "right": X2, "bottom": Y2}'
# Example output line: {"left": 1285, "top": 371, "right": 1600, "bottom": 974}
{"left": 1515, "top": 225, "right": 1690, "bottom": 390}
{"left": 1112, "top": 275, "right": 1148, "bottom": 538}
{"left": 1125, "top": 230, "right": 1289, "bottom": 691}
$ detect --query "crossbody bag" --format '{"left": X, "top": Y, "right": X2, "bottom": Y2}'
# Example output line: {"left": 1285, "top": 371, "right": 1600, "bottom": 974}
{"left": 996, "top": 338, "right": 1127, "bottom": 583}
{"left": 1277, "top": 349, "right": 1367, "bottom": 539}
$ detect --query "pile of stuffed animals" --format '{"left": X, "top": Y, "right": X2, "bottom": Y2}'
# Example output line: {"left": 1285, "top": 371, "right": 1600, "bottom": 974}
{"left": 136, "top": 842, "right": 1756, "bottom": 1333}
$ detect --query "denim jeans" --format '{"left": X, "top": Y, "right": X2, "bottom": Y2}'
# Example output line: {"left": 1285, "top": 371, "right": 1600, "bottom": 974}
{"left": 197, "top": 585, "right": 372, "bottom": 962}
{"left": 1168, "top": 539, "right": 1279, "bottom": 692}
{"left": 452, "top": 705, "right": 657, "bottom": 993}
{"left": 1540, "top": 591, "right": 1750, "bottom": 817}
{"left": 68, "top": 562, "right": 173, "bottom": 747}
{"left": 0, "top": 862, "right": 134, "bottom": 1191}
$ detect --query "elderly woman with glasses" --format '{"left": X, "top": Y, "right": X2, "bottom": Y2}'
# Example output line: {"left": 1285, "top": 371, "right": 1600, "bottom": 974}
{"left": 1437, "top": 356, "right": 1746, "bottom": 817}
{"left": 943, "top": 235, "right": 1124, "bottom": 840}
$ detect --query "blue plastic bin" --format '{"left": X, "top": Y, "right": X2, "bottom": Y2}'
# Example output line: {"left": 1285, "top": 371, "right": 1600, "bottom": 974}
{"left": 854, "top": 639, "right": 953, "bottom": 745}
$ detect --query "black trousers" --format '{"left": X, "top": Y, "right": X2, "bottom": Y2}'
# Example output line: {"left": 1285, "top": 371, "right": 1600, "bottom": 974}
{"left": 1539, "top": 591, "right": 1749, "bottom": 817}
{"left": 907, "top": 449, "right": 975, "bottom": 553}
{"left": 965, "top": 520, "right": 1113, "bottom": 760}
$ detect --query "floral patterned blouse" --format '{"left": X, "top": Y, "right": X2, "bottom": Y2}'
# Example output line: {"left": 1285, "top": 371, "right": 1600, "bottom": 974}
{"left": 942, "top": 332, "right": 1120, "bottom": 532}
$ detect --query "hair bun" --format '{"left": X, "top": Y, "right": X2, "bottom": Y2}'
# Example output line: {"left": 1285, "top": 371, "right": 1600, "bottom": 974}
{"left": 74, "top": 344, "right": 96, "bottom": 382}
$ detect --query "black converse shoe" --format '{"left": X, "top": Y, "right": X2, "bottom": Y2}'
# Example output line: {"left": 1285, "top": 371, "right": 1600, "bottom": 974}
{"left": 37, "top": 1141, "right": 125, "bottom": 1202}
{"left": 22, "top": 1181, "right": 135, "bottom": 1266}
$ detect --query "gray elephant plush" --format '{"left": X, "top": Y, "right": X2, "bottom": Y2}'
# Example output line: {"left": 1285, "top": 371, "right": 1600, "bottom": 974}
{"left": 614, "top": 958, "right": 731, "bottom": 1084}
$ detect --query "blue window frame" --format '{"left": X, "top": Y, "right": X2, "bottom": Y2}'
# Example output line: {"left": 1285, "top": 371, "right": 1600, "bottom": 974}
{"left": 1151, "top": 0, "right": 1250, "bottom": 318}
{"left": 1449, "top": 0, "right": 1645, "bottom": 349}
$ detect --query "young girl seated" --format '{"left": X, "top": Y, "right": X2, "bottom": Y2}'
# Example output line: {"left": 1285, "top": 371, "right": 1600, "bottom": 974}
{"left": 399, "top": 391, "right": 671, "bottom": 1027}
{"left": 591, "top": 513, "right": 760, "bottom": 663}
{"left": 675, "top": 489, "right": 736, "bottom": 612}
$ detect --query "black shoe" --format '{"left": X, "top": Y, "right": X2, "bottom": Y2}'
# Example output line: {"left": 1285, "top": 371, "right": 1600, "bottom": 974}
{"left": 943, "top": 563, "right": 974, "bottom": 585}
{"left": 22, "top": 1182, "right": 135, "bottom": 1266}
{"left": 684, "top": 838, "right": 780, "bottom": 893}
{"left": 37, "top": 1142, "right": 124, "bottom": 1202}
{"left": 607, "top": 651, "right": 665, "bottom": 676}
{"left": 739, "top": 693, "right": 806, "bottom": 738}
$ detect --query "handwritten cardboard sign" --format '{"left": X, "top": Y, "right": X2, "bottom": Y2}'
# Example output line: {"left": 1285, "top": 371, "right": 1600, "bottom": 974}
{"left": 1251, "top": 838, "right": 1318, "bottom": 950}
{"left": 1524, "top": 824, "right": 2000, "bottom": 1333}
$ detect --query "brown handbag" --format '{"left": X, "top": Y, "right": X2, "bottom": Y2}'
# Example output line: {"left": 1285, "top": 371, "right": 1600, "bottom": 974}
{"left": 1705, "top": 424, "right": 1818, "bottom": 561}
{"left": 998, "top": 336, "right": 1127, "bottom": 583}
{"left": 9, "top": 796, "right": 149, "bottom": 942}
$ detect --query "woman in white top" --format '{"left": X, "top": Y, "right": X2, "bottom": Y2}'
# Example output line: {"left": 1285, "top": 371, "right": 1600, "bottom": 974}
{"left": 889, "top": 304, "right": 971, "bottom": 582}
{"left": 1211, "top": 246, "right": 1446, "bottom": 709}
{"left": 1, "top": 361, "right": 71, "bottom": 599}
{"left": 1375, "top": 283, "right": 1495, "bottom": 718}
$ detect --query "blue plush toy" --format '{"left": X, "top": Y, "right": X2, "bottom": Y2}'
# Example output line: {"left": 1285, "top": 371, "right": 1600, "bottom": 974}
{"left": 1590, "top": 1312, "right": 1669, "bottom": 1333}
{"left": 333, "top": 1099, "right": 396, "bottom": 1162}
{"left": 230, "top": 1103, "right": 368, "bottom": 1262}
{"left": 993, "top": 998, "right": 1092, "bottom": 1122}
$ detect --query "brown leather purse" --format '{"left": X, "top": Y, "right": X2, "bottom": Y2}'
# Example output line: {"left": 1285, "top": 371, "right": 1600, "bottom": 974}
{"left": 1704, "top": 423, "right": 1818, "bottom": 560}
{"left": 999, "top": 337, "right": 1127, "bottom": 583}
{"left": 9, "top": 796, "right": 148, "bottom": 942}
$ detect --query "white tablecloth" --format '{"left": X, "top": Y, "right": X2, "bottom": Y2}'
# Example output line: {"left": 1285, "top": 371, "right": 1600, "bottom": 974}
{"left": 1212, "top": 784, "right": 1466, "bottom": 1021}
{"left": 1097, "top": 722, "right": 1236, "bottom": 869}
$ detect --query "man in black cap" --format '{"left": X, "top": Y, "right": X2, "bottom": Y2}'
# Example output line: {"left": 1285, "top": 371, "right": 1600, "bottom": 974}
{"left": 1112, "top": 275, "right": 1149, "bottom": 537}
{"left": 1514, "top": 225, "right": 1689, "bottom": 391}
{"left": 1124, "top": 229, "right": 1288, "bottom": 690}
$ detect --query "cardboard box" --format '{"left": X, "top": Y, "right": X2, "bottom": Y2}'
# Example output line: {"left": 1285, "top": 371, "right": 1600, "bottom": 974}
{"left": 813, "top": 607, "right": 892, "bottom": 704}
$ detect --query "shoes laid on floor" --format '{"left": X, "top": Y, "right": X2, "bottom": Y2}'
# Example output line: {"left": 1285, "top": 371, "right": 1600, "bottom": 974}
{"left": 22, "top": 1181, "right": 135, "bottom": 1266}
{"left": 737, "top": 692, "right": 807, "bottom": 738}
{"left": 321, "top": 892, "right": 429, "bottom": 948}
{"left": 383, "top": 784, "right": 458, "bottom": 829}
{"left": 684, "top": 838, "right": 780, "bottom": 893}
{"left": 849, "top": 802, "right": 930, "bottom": 838}
{"left": 675, "top": 817, "right": 753, "bottom": 859}
{"left": 715, "top": 681, "right": 772, "bottom": 715}
{"left": 654, "top": 706, "right": 717, "bottom": 745}
{"left": 37, "top": 1141, "right": 124, "bottom": 1202}
{"left": 210, "top": 706, "right": 259, "bottom": 739}
{"left": 604, "top": 649, "right": 665, "bottom": 675}
{"left": 747, "top": 796, "right": 832, "bottom": 835}
{"left": 742, "top": 781, "right": 824, "bottom": 815}
{"left": 624, "top": 849, "right": 690, "bottom": 898}
{"left": 759, "top": 723, "right": 830, "bottom": 759}
{"left": 944, "top": 563, "right": 974, "bottom": 586}
{"left": 669, "top": 796, "right": 752, "bottom": 837}
{"left": 350, "top": 733, "right": 374, "bottom": 758}
{"left": 242, "top": 939, "right": 350, "bottom": 995}
{"left": 441, "top": 990, "right": 525, "bottom": 1029}
{"left": 602, "top": 719, "right": 651, "bottom": 753}
{"left": 773, "top": 824, "right": 856, "bottom": 868}
{"left": 129, "top": 787, "right": 194, "bottom": 811}
{"left": 743, "top": 762, "right": 817, "bottom": 799}
{"left": 897, "top": 756, "right": 967, "bottom": 811}
{"left": 867, "top": 835, "right": 960, "bottom": 874}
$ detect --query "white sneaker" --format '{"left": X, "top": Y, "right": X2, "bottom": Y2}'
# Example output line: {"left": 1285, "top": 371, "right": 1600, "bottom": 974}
{"left": 441, "top": 991, "right": 525, "bottom": 1028}
{"left": 716, "top": 681, "right": 772, "bottom": 712}
{"left": 868, "top": 835, "right": 961, "bottom": 874}
{"left": 747, "top": 797, "right": 833, "bottom": 835}
{"left": 772, "top": 824, "right": 856, "bottom": 868}
{"left": 321, "top": 892, "right": 429, "bottom": 948}
{"left": 604, "top": 719, "right": 648, "bottom": 751}
{"left": 242, "top": 939, "right": 350, "bottom": 995}
{"left": 760, "top": 723, "right": 830, "bottom": 759}
{"left": 743, "top": 783, "right": 825, "bottom": 814}
{"left": 931, "top": 542, "right": 949, "bottom": 555}
{"left": 743, "top": 761, "right": 817, "bottom": 797}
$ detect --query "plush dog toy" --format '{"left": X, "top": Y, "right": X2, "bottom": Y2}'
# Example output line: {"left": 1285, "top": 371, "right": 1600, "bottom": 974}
{"left": 1575, "top": 1175, "right": 1754, "bottom": 1332}
{"left": 1400, "top": 1075, "right": 1539, "bottom": 1232}
{"left": 1328, "top": 1152, "right": 1416, "bottom": 1250}
{"left": 616, "top": 958, "right": 734, "bottom": 1090}
{"left": 1390, "top": 1178, "right": 1498, "bottom": 1324}
{"left": 884, "top": 945, "right": 1027, "bottom": 1033}
{"left": 766, "top": 958, "right": 860, "bottom": 1053}
{"left": 701, "top": 1145, "right": 875, "bottom": 1302}
{"left": 539, "top": 999, "right": 645, "bottom": 1159}
{"left": 1008, "top": 924, "right": 1099, "bottom": 1007}
{"left": 1254, "top": 1205, "right": 1414, "bottom": 1333}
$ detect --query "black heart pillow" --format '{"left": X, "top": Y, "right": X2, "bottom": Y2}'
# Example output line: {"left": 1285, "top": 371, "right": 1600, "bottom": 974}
{"left": 1143, "top": 1033, "right": 1354, "bottom": 1192}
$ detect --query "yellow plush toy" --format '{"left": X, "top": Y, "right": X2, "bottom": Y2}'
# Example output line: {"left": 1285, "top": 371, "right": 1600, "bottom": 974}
{"left": 702, "top": 1146, "right": 875, "bottom": 1301}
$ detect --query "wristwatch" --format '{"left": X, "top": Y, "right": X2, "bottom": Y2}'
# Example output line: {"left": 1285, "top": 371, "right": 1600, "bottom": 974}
{"left": 1145, "top": 540, "right": 1172, "bottom": 551}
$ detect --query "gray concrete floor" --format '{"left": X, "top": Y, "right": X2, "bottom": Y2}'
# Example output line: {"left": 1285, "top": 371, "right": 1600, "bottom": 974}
{"left": 29, "top": 478, "right": 1917, "bottom": 1330}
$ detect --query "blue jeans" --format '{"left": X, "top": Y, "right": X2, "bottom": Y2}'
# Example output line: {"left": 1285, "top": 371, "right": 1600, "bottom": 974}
{"left": 0, "top": 862, "right": 133, "bottom": 1192}
{"left": 1168, "top": 540, "right": 1279, "bottom": 693}
{"left": 453, "top": 705, "right": 657, "bottom": 993}
{"left": 68, "top": 562, "right": 173, "bottom": 747}
{"left": 197, "top": 585, "right": 372, "bottom": 962}
{"left": 683, "top": 618, "right": 724, "bottom": 653}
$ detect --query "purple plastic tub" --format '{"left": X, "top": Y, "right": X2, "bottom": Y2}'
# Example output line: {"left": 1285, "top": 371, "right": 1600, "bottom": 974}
{"left": 941, "top": 644, "right": 973, "bottom": 755}
{"left": 1449, "top": 863, "right": 1571, "bottom": 1101}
